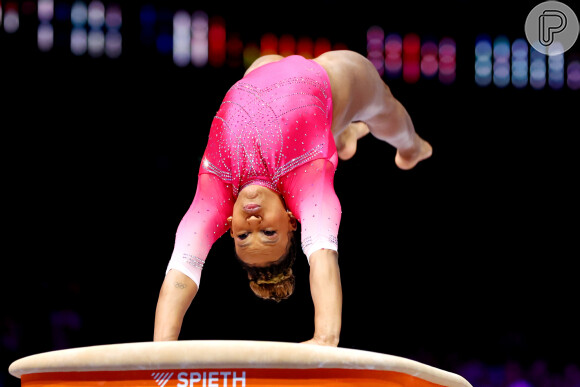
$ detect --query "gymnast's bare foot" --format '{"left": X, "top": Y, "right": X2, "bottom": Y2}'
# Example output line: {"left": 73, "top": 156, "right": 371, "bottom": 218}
{"left": 394, "top": 135, "right": 432, "bottom": 170}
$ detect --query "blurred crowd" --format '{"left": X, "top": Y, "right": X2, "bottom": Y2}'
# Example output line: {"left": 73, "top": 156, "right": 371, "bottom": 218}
{"left": 455, "top": 359, "right": 580, "bottom": 387}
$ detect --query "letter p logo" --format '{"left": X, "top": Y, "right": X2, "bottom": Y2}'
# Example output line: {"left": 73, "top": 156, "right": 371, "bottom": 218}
{"left": 539, "top": 9, "right": 567, "bottom": 45}
{"left": 525, "top": 1, "right": 579, "bottom": 56}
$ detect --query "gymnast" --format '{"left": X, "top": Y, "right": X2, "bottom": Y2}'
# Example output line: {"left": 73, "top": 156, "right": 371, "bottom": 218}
{"left": 154, "top": 50, "right": 432, "bottom": 346}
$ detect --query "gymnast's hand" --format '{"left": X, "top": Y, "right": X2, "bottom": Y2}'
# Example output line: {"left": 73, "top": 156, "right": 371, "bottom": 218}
{"left": 301, "top": 337, "right": 339, "bottom": 346}
{"left": 304, "top": 249, "right": 342, "bottom": 347}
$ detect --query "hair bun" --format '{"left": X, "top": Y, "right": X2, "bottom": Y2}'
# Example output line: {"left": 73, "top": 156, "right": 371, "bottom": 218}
{"left": 249, "top": 272, "right": 295, "bottom": 302}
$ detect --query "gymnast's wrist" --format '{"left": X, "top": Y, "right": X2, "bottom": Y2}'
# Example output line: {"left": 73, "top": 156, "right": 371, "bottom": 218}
{"left": 153, "top": 328, "right": 180, "bottom": 342}
{"left": 311, "top": 332, "right": 340, "bottom": 347}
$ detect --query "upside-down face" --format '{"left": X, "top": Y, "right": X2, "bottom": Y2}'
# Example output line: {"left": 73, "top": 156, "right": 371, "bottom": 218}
{"left": 227, "top": 185, "right": 297, "bottom": 267}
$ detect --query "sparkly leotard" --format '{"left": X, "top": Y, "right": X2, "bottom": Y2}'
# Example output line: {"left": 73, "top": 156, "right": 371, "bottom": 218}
{"left": 166, "top": 55, "right": 341, "bottom": 287}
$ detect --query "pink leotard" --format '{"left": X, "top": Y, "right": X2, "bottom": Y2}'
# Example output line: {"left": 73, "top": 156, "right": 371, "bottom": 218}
{"left": 166, "top": 55, "right": 341, "bottom": 287}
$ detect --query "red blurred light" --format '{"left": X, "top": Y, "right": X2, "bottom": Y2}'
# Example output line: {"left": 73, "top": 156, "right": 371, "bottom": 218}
{"left": 279, "top": 34, "right": 295, "bottom": 57}
{"left": 403, "top": 33, "right": 420, "bottom": 83}
{"left": 227, "top": 32, "right": 243, "bottom": 68}
{"left": 403, "top": 33, "right": 420, "bottom": 55}
{"left": 314, "top": 37, "right": 331, "bottom": 57}
{"left": 5, "top": 1, "right": 17, "bottom": 11}
{"left": 260, "top": 33, "right": 277, "bottom": 55}
{"left": 297, "top": 36, "right": 313, "bottom": 58}
{"left": 208, "top": 16, "right": 226, "bottom": 67}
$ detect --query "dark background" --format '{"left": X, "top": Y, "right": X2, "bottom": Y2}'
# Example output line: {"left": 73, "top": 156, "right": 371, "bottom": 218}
{"left": 2, "top": 1, "right": 579, "bottom": 386}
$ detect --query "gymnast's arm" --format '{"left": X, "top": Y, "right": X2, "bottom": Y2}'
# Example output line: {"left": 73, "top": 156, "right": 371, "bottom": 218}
{"left": 282, "top": 158, "right": 343, "bottom": 346}
{"left": 306, "top": 248, "right": 342, "bottom": 346}
{"left": 154, "top": 173, "right": 233, "bottom": 341}
{"left": 154, "top": 270, "right": 198, "bottom": 341}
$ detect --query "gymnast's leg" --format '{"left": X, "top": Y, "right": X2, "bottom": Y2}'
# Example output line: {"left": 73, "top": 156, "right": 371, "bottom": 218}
{"left": 316, "top": 50, "right": 432, "bottom": 169}
{"left": 370, "top": 90, "right": 433, "bottom": 170}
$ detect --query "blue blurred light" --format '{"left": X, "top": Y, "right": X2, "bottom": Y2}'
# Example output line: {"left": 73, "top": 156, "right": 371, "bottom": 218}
{"left": 493, "top": 36, "right": 510, "bottom": 58}
{"left": 105, "top": 29, "right": 122, "bottom": 58}
{"left": 511, "top": 39, "right": 528, "bottom": 88}
{"left": 105, "top": 4, "right": 122, "bottom": 29}
{"left": 87, "top": 1, "right": 105, "bottom": 30}
{"left": 475, "top": 62, "right": 492, "bottom": 86}
{"left": 140, "top": 5, "right": 156, "bottom": 26}
{"left": 38, "top": 23, "right": 54, "bottom": 51}
{"left": 156, "top": 32, "right": 172, "bottom": 55}
{"left": 548, "top": 53, "right": 564, "bottom": 89}
{"left": 3, "top": 7, "right": 19, "bottom": 33}
{"left": 71, "top": 1, "right": 87, "bottom": 27}
{"left": 88, "top": 29, "right": 105, "bottom": 57}
{"left": 173, "top": 10, "right": 191, "bottom": 67}
{"left": 529, "top": 48, "right": 546, "bottom": 90}
{"left": 475, "top": 35, "right": 492, "bottom": 87}
{"left": 475, "top": 37, "right": 492, "bottom": 59}
{"left": 71, "top": 27, "right": 87, "bottom": 55}
{"left": 493, "top": 36, "right": 510, "bottom": 88}
{"left": 54, "top": 3, "right": 70, "bottom": 22}
{"left": 140, "top": 5, "right": 157, "bottom": 46}
{"left": 38, "top": 0, "right": 53, "bottom": 22}
{"left": 567, "top": 60, "right": 580, "bottom": 90}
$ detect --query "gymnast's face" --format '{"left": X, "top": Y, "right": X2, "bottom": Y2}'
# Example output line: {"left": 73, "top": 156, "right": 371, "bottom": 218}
{"left": 227, "top": 185, "right": 297, "bottom": 267}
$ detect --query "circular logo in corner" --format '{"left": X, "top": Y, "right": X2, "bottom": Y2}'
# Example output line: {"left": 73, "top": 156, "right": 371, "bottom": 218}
{"left": 525, "top": 1, "right": 579, "bottom": 55}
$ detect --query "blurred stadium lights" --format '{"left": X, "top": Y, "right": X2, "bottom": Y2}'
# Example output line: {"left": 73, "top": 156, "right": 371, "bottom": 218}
{"left": 530, "top": 47, "right": 547, "bottom": 89}
{"left": 1, "top": 2, "right": 578, "bottom": 90}
{"left": 367, "top": 26, "right": 456, "bottom": 85}
{"left": 493, "top": 35, "right": 510, "bottom": 88}
{"left": 3, "top": 1, "right": 19, "bottom": 33}
{"left": 438, "top": 37, "right": 456, "bottom": 84}
{"left": 567, "top": 59, "right": 580, "bottom": 90}
{"left": 511, "top": 38, "right": 528, "bottom": 89}
{"left": 475, "top": 34, "right": 492, "bottom": 87}
{"left": 37, "top": 0, "right": 53, "bottom": 51}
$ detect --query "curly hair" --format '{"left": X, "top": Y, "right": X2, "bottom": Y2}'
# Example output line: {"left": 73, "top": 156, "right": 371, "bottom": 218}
{"left": 235, "top": 231, "right": 297, "bottom": 302}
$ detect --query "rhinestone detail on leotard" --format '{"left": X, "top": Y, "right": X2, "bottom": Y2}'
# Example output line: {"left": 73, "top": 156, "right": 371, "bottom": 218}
{"left": 181, "top": 253, "right": 204, "bottom": 269}
{"left": 199, "top": 56, "right": 333, "bottom": 198}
